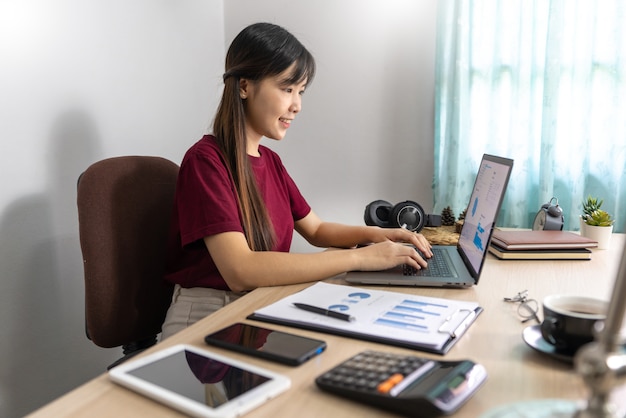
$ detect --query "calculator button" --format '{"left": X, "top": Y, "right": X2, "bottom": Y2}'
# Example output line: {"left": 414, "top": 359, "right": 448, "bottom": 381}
{"left": 377, "top": 373, "right": 404, "bottom": 394}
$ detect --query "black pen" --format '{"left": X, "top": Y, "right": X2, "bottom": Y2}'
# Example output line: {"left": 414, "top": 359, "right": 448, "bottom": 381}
{"left": 293, "top": 303, "right": 356, "bottom": 322}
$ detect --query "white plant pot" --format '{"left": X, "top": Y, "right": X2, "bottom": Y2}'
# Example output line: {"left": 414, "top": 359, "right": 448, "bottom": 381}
{"left": 580, "top": 216, "right": 613, "bottom": 250}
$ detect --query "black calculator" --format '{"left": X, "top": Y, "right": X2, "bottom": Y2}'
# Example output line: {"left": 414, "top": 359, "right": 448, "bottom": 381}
{"left": 315, "top": 350, "right": 486, "bottom": 416}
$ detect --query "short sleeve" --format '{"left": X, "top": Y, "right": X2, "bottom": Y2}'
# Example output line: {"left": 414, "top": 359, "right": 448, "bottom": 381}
{"left": 176, "top": 139, "right": 243, "bottom": 247}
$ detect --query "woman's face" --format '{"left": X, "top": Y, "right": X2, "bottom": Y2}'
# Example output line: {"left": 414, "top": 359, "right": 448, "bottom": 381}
{"left": 240, "top": 64, "right": 307, "bottom": 151}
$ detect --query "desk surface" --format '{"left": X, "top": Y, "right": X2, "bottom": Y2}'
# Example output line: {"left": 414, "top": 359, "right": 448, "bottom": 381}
{"left": 30, "top": 235, "right": 626, "bottom": 417}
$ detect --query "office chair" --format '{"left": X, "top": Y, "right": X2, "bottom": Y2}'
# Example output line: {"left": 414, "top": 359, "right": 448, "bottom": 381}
{"left": 77, "top": 156, "right": 178, "bottom": 369}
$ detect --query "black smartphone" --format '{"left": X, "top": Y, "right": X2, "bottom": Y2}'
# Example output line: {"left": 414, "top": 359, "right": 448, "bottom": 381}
{"left": 204, "top": 323, "right": 327, "bottom": 366}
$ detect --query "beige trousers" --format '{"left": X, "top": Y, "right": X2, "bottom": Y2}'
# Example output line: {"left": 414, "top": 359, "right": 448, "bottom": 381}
{"left": 160, "top": 285, "right": 244, "bottom": 340}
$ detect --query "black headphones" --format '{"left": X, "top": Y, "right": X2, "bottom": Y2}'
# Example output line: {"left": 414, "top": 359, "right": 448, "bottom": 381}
{"left": 364, "top": 200, "right": 441, "bottom": 232}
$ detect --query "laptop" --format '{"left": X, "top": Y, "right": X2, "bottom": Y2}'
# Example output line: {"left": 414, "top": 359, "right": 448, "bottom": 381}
{"left": 345, "top": 153, "right": 513, "bottom": 288}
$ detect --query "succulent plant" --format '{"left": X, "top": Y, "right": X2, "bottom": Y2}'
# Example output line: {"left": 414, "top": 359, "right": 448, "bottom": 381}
{"left": 582, "top": 195, "right": 603, "bottom": 219}
{"left": 585, "top": 209, "right": 615, "bottom": 227}
{"left": 581, "top": 195, "right": 615, "bottom": 226}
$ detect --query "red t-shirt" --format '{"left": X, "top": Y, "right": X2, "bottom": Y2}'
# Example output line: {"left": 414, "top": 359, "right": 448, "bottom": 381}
{"left": 164, "top": 135, "right": 311, "bottom": 290}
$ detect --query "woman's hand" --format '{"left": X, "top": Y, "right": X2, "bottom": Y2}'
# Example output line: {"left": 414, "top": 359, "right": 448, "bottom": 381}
{"left": 367, "top": 227, "right": 433, "bottom": 258}
{"left": 354, "top": 240, "right": 429, "bottom": 271}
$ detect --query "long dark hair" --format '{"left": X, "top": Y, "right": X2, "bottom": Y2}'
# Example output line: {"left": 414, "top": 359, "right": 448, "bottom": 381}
{"left": 212, "top": 23, "right": 315, "bottom": 251}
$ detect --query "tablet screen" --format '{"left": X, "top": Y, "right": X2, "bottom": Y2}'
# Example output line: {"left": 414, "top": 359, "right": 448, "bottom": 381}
{"left": 127, "top": 348, "right": 271, "bottom": 407}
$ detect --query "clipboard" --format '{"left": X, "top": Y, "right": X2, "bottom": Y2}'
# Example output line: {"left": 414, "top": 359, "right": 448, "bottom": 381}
{"left": 247, "top": 282, "right": 482, "bottom": 355}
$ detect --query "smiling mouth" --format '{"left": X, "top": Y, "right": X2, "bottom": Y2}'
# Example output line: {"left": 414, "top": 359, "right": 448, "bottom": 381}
{"left": 279, "top": 118, "right": 292, "bottom": 126}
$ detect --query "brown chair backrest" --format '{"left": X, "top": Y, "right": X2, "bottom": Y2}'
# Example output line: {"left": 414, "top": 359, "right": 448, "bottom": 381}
{"left": 77, "top": 156, "right": 177, "bottom": 348}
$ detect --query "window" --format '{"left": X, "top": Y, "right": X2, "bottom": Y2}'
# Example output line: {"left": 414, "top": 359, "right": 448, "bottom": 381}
{"left": 434, "top": 0, "right": 625, "bottom": 232}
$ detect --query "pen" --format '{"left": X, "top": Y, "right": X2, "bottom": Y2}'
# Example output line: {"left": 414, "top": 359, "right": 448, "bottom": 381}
{"left": 293, "top": 303, "right": 356, "bottom": 322}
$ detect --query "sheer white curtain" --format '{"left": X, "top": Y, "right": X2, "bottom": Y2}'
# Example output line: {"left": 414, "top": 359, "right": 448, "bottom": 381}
{"left": 434, "top": 0, "right": 626, "bottom": 232}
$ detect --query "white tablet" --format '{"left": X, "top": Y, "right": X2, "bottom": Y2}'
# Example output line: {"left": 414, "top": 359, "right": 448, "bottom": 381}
{"left": 109, "top": 344, "right": 291, "bottom": 418}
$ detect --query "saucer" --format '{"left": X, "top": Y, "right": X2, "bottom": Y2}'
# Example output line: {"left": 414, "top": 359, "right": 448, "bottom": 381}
{"left": 522, "top": 325, "right": 575, "bottom": 363}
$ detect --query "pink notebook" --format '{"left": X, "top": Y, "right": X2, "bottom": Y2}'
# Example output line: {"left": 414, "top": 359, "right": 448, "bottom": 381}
{"left": 490, "top": 230, "right": 598, "bottom": 250}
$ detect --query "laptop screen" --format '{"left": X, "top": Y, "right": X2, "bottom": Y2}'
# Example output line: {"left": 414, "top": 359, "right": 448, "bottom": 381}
{"left": 458, "top": 154, "right": 513, "bottom": 277}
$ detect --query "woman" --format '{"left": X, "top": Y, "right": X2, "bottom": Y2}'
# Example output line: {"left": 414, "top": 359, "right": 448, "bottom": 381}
{"left": 161, "top": 22, "right": 431, "bottom": 339}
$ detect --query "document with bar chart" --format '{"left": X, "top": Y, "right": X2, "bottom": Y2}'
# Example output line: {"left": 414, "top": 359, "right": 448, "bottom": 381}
{"left": 248, "top": 282, "right": 482, "bottom": 355}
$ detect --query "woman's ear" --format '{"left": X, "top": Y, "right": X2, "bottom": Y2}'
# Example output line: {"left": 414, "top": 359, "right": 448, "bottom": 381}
{"left": 239, "top": 78, "right": 249, "bottom": 99}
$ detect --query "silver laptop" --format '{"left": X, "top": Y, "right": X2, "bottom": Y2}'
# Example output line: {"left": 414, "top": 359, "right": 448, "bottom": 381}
{"left": 345, "top": 154, "right": 514, "bottom": 287}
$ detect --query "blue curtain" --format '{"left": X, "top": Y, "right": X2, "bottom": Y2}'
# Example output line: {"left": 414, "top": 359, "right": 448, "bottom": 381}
{"left": 434, "top": 0, "right": 626, "bottom": 232}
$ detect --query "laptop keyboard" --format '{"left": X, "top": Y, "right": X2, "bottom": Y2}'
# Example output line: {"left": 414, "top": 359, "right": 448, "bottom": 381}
{"left": 403, "top": 248, "right": 453, "bottom": 277}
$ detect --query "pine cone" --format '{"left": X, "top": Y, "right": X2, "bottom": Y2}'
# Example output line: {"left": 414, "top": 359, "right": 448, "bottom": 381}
{"left": 441, "top": 206, "right": 456, "bottom": 226}
{"left": 458, "top": 208, "right": 467, "bottom": 221}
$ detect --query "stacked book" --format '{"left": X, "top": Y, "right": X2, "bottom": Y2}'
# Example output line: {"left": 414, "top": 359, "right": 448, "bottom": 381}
{"left": 488, "top": 230, "right": 598, "bottom": 260}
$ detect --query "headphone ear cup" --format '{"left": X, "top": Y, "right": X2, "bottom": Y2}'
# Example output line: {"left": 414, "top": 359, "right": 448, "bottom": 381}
{"left": 364, "top": 200, "right": 393, "bottom": 228}
{"left": 390, "top": 200, "right": 425, "bottom": 232}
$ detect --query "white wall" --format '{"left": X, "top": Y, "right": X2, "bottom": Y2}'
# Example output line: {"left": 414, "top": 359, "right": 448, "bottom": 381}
{"left": 0, "top": 1, "right": 436, "bottom": 416}
{"left": 0, "top": 1, "right": 224, "bottom": 416}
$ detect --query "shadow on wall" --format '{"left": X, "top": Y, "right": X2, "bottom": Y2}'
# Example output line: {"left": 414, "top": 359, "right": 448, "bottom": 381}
{"left": 0, "top": 110, "right": 118, "bottom": 417}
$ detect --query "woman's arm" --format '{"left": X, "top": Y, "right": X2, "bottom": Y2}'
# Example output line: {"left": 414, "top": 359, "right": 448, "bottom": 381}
{"left": 205, "top": 212, "right": 432, "bottom": 293}
{"left": 295, "top": 211, "right": 432, "bottom": 255}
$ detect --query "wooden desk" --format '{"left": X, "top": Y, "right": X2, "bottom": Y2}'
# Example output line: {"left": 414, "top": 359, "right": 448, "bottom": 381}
{"left": 29, "top": 235, "right": 626, "bottom": 417}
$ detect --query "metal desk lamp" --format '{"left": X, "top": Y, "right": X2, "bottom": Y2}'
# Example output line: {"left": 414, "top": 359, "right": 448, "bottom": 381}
{"left": 574, "top": 241, "right": 626, "bottom": 417}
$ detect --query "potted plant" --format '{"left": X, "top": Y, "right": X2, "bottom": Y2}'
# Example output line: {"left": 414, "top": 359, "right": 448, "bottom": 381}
{"left": 580, "top": 196, "right": 615, "bottom": 249}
